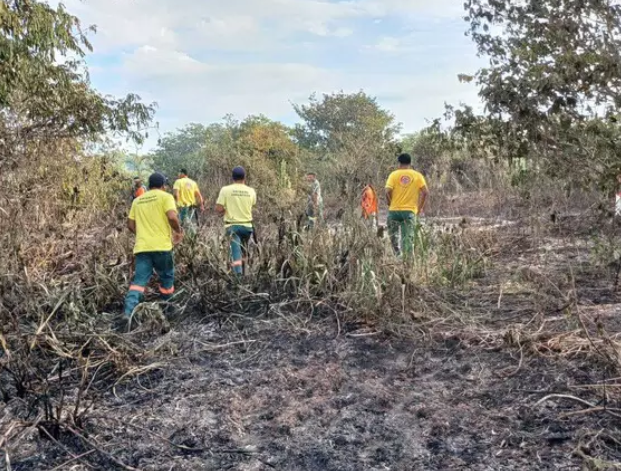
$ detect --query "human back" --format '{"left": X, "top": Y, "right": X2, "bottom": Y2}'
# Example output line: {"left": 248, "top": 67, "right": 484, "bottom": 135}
{"left": 217, "top": 182, "right": 256, "bottom": 227}
{"left": 173, "top": 176, "right": 199, "bottom": 207}
{"left": 385, "top": 168, "right": 426, "bottom": 214}
{"left": 129, "top": 190, "right": 177, "bottom": 254}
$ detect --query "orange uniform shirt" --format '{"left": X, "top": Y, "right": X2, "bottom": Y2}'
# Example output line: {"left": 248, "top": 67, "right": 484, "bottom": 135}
{"left": 361, "top": 185, "right": 378, "bottom": 218}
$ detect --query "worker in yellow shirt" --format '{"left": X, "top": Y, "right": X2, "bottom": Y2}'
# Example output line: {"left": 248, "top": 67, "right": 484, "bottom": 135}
{"left": 385, "top": 153, "right": 428, "bottom": 258}
{"left": 173, "top": 168, "right": 205, "bottom": 228}
{"left": 215, "top": 166, "right": 256, "bottom": 275}
{"left": 123, "top": 172, "right": 184, "bottom": 323}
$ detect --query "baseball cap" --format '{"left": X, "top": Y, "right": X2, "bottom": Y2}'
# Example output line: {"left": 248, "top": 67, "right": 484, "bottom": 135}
{"left": 148, "top": 172, "right": 166, "bottom": 188}
{"left": 232, "top": 166, "right": 246, "bottom": 180}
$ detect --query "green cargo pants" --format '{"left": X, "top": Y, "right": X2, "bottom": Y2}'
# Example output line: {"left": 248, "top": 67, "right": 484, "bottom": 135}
{"left": 387, "top": 210, "right": 417, "bottom": 258}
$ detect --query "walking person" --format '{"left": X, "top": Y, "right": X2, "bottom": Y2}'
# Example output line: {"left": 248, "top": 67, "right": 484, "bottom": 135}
{"left": 305, "top": 172, "right": 323, "bottom": 230}
{"left": 132, "top": 176, "right": 146, "bottom": 200}
{"left": 215, "top": 166, "right": 257, "bottom": 275}
{"left": 123, "top": 172, "right": 184, "bottom": 325}
{"left": 385, "top": 153, "right": 428, "bottom": 258}
{"left": 173, "top": 168, "right": 205, "bottom": 229}
{"left": 361, "top": 182, "right": 378, "bottom": 229}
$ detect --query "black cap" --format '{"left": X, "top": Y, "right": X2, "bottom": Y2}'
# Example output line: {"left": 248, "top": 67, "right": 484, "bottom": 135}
{"left": 232, "top": 166, "right": 246, "bottom": 180}
{"left": 148, "top": 172, "right": 166, "bottom": 189}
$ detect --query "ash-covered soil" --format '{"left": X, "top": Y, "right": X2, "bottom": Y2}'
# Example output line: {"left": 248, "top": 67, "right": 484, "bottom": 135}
{"left": 5, "top": 216, "right": 621, "bottom": 470}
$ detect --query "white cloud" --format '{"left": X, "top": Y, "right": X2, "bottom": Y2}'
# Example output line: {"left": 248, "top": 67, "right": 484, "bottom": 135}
{"left": 117, "top": 46, "right": 480, "bottom": 135}
{"left": 47, "top": 0, "right": 481, "bottom": 151}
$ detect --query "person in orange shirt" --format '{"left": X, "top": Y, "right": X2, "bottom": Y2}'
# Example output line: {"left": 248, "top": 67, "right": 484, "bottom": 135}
{"left": 361, "top": 183, "right": 378, "bottom": 229}
{"left": 132, "top": 176, "right": 146, "bottom": 199}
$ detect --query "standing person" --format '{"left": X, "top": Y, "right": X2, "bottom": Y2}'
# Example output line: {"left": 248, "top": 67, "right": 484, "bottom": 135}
{"left": 132, "top": 176, "right": 146, "bottom": 200}
{"left": 361, "top": 182, "right": 378, "bottom": 229}
{"left": 305, "top": 172, "right": 323, "bottom": 229}
{"left": 123, "top": 172, "right": 184, "bottom": 322}
{"left": 385, "top": 153, "right": 428, "bottom": 258}
{"left": 215, "top": 166, "right": 257, "bottom": 275}
{"left": 173, "top": 168, "right": 205, "bottom": 228}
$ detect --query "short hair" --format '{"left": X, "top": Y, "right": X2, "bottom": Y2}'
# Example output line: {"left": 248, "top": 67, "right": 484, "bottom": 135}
{"left": 179, "top": 168, "right": 188, "bottom": 175}
{"left": 397, "top": 153, "right": 412, "bottom": 165}
{"left": 306, "top": 171, "right": 316, "bottom": 176}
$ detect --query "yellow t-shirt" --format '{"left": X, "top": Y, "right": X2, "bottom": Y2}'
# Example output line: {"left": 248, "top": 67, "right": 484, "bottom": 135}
{"left": 128, "top": 190, "right": 177, "bottom": 254}
{"left": 216, "top": 183, "right": 256, "bottom": 228}
{"left": 173, "top": 177, "right": 199, "bottom": 207}
{"left": 385, "top": 169, "right": 427, "bottom": 214}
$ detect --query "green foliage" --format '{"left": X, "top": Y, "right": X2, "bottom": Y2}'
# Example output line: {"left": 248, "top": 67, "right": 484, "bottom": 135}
{"left": 458, "top": 0, "right": 621, "bottom": 185}
{"left": 0, "top": 0, "right": 155, "bottom": 165}
{"left": 293, "top": 91, "right": 401, "bottom": 197}
{"left": 150, "top": 123, "right": 213, "bottom": 178}
{"left": 293, "top": 90, "right": 399, "bottom": 153}
{"left": 148, "top": 116, "right": 301, "bottom": 212}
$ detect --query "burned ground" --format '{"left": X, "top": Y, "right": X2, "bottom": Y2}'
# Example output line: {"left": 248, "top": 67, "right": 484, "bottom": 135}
{"left": 3, "top": 217, "right": 621, "bottom": 471}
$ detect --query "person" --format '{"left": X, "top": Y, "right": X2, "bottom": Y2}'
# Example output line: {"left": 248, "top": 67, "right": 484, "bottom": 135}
{"left": 385, "top": 153, "right": 428, "bottom": 258}
{"left": 123, "top": 172, "right": 184, "bottom": 321}
{"left": 361, "top": 183, "right": 378, "bottom": 229}
{"left": 132, "top": 176, "right": 146, "bottom": 199}
{"left": 173, "top": 168, "right": 205, "bottom": 228}
{"left": 305, "top": 172, "right": 323, "bottom": 229}
{"left": 215, "top": 166, "right": 257, "bottom": 275}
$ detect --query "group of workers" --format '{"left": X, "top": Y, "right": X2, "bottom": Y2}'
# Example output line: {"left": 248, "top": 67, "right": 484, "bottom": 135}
{"left": 122, "top": 153, "right": 427, "bottom": 323}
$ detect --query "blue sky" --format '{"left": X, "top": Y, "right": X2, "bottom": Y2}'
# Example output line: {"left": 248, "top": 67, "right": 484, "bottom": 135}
{"left": 55, "top": 0, "right": 484, "bottom": 151}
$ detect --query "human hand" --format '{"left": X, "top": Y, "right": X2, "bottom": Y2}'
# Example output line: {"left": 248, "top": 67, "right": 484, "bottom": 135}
{"left": 173, "top": 231, "right": 184, "bottom": 245}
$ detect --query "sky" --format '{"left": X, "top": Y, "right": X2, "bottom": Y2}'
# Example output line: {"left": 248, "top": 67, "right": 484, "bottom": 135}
{"left": 53, "top": 0, "right": 484, "bottom": 151}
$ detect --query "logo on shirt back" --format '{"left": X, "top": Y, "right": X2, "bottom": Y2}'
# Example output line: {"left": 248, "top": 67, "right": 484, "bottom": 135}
{"left": 399, "top": 175, "right": 412, "bottom": 185}
{"left": 185, "top": 182, "right": 193, "bottom": 190}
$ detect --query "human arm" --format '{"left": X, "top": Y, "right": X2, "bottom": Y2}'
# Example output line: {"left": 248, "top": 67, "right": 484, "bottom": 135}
{"left": 195, "top": 189, "right": 205, "bottom": 211}
{"left": 418, "top": 186, "right": 428, "bottom": 215}
{"left": 215, "top": 188, "right": 226, "bottom": 217}
{"left": 385, "top": 173, "right": 394, "bottom": 207}
{"left": 417, "top": 174, "right": 428, "bottom": 215}
{"left": 127, "top": 203, "right": 136, "bottom": 233}
{"left": 166, "top": 210, "right": 184, "bottom": 245}
{"left": 172, "top": 180, "right": 180, "bottom": 203}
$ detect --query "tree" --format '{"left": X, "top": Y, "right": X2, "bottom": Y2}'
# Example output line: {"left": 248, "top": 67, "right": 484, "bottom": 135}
{"left": 0, "top": 0, "right": 155, "bottom": 166}
{"left": 293, "top": 91, "right": 400, "bottom": 197}
{"left": 236, "top": 115, "right": 298, "bottom": 190}
{"left": 150, "top": 124, "right": 211, "bottom": 178}
{"left": 461, "top": 0, "right": 621, "bottom": 184}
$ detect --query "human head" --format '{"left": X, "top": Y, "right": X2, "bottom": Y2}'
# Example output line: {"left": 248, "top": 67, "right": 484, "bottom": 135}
{"left": 148, "top": 172, "right": 166, "bottom": 189}
{"left": 178, "top": 168, "right": 188, "bottom": 178}
{"left": 306, "top": 172, "right": 316, "bottom": 182}
{"left": 232, "top": 166, "right": 246, "bottom": 182}
{"left": 397, "top": 153, "right": 412, "bottom": 167}
{"left": 133, "top": 176, "right": 142, "bottom": 187}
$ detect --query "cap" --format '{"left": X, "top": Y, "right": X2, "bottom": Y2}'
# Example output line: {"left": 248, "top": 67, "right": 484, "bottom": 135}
{"left": 148, "top": 172, "right": 166, "bottom": 189}
{"left": 232, "top": 166, "right": 246, "bottom": 180}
